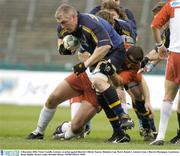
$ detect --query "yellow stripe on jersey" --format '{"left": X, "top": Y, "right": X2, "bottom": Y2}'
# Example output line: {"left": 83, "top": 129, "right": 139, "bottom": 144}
{"left": 87, "top": 14, "right": 99, "bottom": 21}
{"left": 108, "top": 116, "right": 119, "bottom": 122}
{"left": 82, "top": 26, "right": 98, "bottom": 43}
{"left": 109, "top": 100, "right": 121, "bottom": 109}
{"left": 60, "top": 28, "right": 68, "bottom": 37}
{"left": 122, "top": 29, "right": 130, "bottom": 36}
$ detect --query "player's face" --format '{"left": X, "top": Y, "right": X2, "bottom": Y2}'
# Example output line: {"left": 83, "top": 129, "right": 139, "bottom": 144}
{"left": 109, "top": 10, "right": 119, "bottom": 19}
{"left": 56, "top": 14, "right": 77, "bottom": 33}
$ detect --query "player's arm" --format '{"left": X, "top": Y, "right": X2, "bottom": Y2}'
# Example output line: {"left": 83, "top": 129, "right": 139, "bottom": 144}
{"left": 151, "top": 2, "right": 171, "bottom": 58}
{"left": 110, "top": 73, "right": 124, "bottom": 87}
{"left": 145, "top": 49, "right": 159, "bottom": 61}
{"left": 73, "top": 15, "right": 112, "bottom": 75}
{"left": 84, "top": 45, "right": 111, "bottom": 67}
{"left": 78, "top": 51, "right": 91, "bottom": 62}
{"left": 141, "top": 77, "right": 154, "bottom": 116}
{"left": 58, "top": 38, "right": 63, "bottom": 48}
{"left": 139, "top": 49, "right": 161, "bottom": 73}
{"left": 83, "top": 15, "right": 112, "bottom": 68}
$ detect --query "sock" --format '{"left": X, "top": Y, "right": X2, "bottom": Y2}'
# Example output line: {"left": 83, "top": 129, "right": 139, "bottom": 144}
{"left": 149, "top": 117, "right": 157, "bottom": 132}
{"left": 133, "top": 102, "right": 143, "bottom": 129}
{"left": 156, "top": 101, "right": 173, "bottom": 140}
{"left": 134, "top": 100, "right": 152, "bottom": 130}
{"left": 34, "top": 106, "right": 56, "bottom": 134}
{"left": 96, "top": 94, "right": 121, "bottom": 132}
{"left": 102, "top": 86, "right": 124, "bottom": 116}
{"left": 141, "top": 118, "right": 150, "bottom": 129}
{"left": 177, "top": 112, "right": 180, "bottom": 129}
{"left": 64, "top": 124, "right": 76, "bottom": 139}
{"left": 138, "top": 118, "right": 143, "bottom": 129}
{"left": 61, "top": 122, "right": 71, "bottom": 133}
{"left": 71, "top": 102, "right": 81, "bottom": 119}
{"left": 121, "top": 103, "right": 128, "bottom": 114}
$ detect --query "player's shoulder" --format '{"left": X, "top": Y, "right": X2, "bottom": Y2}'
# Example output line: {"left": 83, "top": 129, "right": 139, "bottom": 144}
{"left": 115, "top": 19, "right": 133, "bottom": 30}
{"left": 115, "top": 19, "right": 129, "bottom": 26}
{"left": 79, "top": 13, "right": 99, "bottom": 22}
{"left": 89, "top": 5, "right": 101, "bottom": 14}
{"left": 78, "top": 13, "right": 101, "bottom": 27}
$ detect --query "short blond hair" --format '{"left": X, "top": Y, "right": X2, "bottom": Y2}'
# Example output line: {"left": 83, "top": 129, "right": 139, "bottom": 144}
{"left": 101, "top": 0, "right": 126, "bottom": 20}
{"left": 55, "top": 3, "right": 77, "bottom": 19}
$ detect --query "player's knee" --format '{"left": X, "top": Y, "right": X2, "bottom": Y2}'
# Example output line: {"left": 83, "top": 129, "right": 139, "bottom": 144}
{"left": 45, "top": 94, "right": 59, "bottom": 109}
{"left": 91, "top": 77, "right": 108, "bottom": 92}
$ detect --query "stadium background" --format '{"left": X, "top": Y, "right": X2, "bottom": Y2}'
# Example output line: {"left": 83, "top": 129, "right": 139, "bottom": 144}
{"left": 0, "top": 0, "right": 166, "bottom": 74}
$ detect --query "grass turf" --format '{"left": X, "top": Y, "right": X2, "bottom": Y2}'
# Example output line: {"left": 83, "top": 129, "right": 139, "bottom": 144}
{"left": 0, "top": 104, "right": 180, "bottom": 150}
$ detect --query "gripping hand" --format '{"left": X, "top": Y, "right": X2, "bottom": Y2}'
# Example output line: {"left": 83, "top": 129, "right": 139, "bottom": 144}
{"left": 140, "top": 57, "right": 149, "bottom": 68}
{"left": 73, "top": 62, "right": 87, "bottom": 75}
{"left": 59, "top": 44, "right": 73, "bottom": 55}
{"left": 99, "top": 62, "right": 115, "bottom": 76}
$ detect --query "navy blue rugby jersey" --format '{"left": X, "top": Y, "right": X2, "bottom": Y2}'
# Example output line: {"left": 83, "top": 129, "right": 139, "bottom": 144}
{"left": 57, "top": 13, "right": 123, "bottom": 54}
{"left": 114, "top": 19, "right": 136, "bottom": 42}
{"left": 90, "top": 5, "right": 137, "bottom": 36}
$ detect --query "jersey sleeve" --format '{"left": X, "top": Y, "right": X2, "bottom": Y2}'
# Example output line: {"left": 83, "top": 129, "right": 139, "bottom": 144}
{"left": 125, "top": 8, "right": 137, "bottom": 36}
{"left": 89, "top": 6, "right": 101, "bottom": 15}
{"left": 82, "top": 15, "right": 112, "bottom": 47}
{"left": 151, "top": 2, "right": 171, "bottom": 28}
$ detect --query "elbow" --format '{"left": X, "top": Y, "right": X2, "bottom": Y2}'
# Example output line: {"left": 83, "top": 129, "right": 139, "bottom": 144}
{"left": 105, "top": 45, "right": 111, "bottom": 51}
{"left": 102, "top": 45, "right": 111, "bottom": 55}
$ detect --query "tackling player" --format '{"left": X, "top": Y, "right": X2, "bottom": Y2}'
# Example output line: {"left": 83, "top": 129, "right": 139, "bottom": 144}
{"left": 27, "top": 3, "right": 135, "bottom": 143}
{"left": 90, "top": 0, "right": 137, "bottom": 37}
{"left": 96, "top": 6, "right": 157, "bottom": 141}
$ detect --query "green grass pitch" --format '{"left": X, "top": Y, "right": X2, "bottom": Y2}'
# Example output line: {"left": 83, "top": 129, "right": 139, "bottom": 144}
{"left": 0, "top": 104, "right": 180, "bottom": 150}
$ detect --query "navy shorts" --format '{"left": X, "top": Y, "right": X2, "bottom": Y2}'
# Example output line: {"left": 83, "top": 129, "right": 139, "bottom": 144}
{"left": 105, "top": 43, "right": 126, "bottom": 71}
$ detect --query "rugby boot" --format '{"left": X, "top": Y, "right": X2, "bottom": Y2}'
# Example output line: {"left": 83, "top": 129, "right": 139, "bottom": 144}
{"left": 78, "top": 126, "right": 91, "bottom": 138}
{"left": 170, "top": 129, "right": 180, "bottom": 144}
{"left": 150, "top": 139, "right": 164, "bottom": 145}
{"left": 106, "top": 131, "right": 130, "bottom": 143}
{"left": 143, "top": 129, "right": 154, "bottom": 141}
{"left": 52, "top": 121, "right": 68, "bottom": 140}
{"left": 26, "top": 131, "right": 44, "bottom": 140}
{"left": 119, "top": 113, "right": 134, "bottom": 130}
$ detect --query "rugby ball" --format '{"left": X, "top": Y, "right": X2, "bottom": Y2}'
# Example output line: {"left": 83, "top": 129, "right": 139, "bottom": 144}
{"left": 63, "top": 35, "right": 80, "bottom": 52}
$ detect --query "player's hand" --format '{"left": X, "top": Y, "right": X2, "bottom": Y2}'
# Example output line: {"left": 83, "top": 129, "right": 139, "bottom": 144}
{"left": 73, "top": 62, "right": 87, "bottom": 75}
{"left": 145, "top": 102, "right": 155, "bottom": 118}
{"left": 99, "top": 61, "right": 115, "bottom": 76}
{"left": 138, "top": 63, "right": 155, "bottom": 73}
{"left": 158, "top": 45, "right": 168, "bottom": 59}
{"left": 59, "top": 44, "right": 73, "bottom": 55}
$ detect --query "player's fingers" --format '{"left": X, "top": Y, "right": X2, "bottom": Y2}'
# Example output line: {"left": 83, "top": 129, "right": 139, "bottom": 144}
{"left": 137, "top": 68, "right": 144, "bottom": 73}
